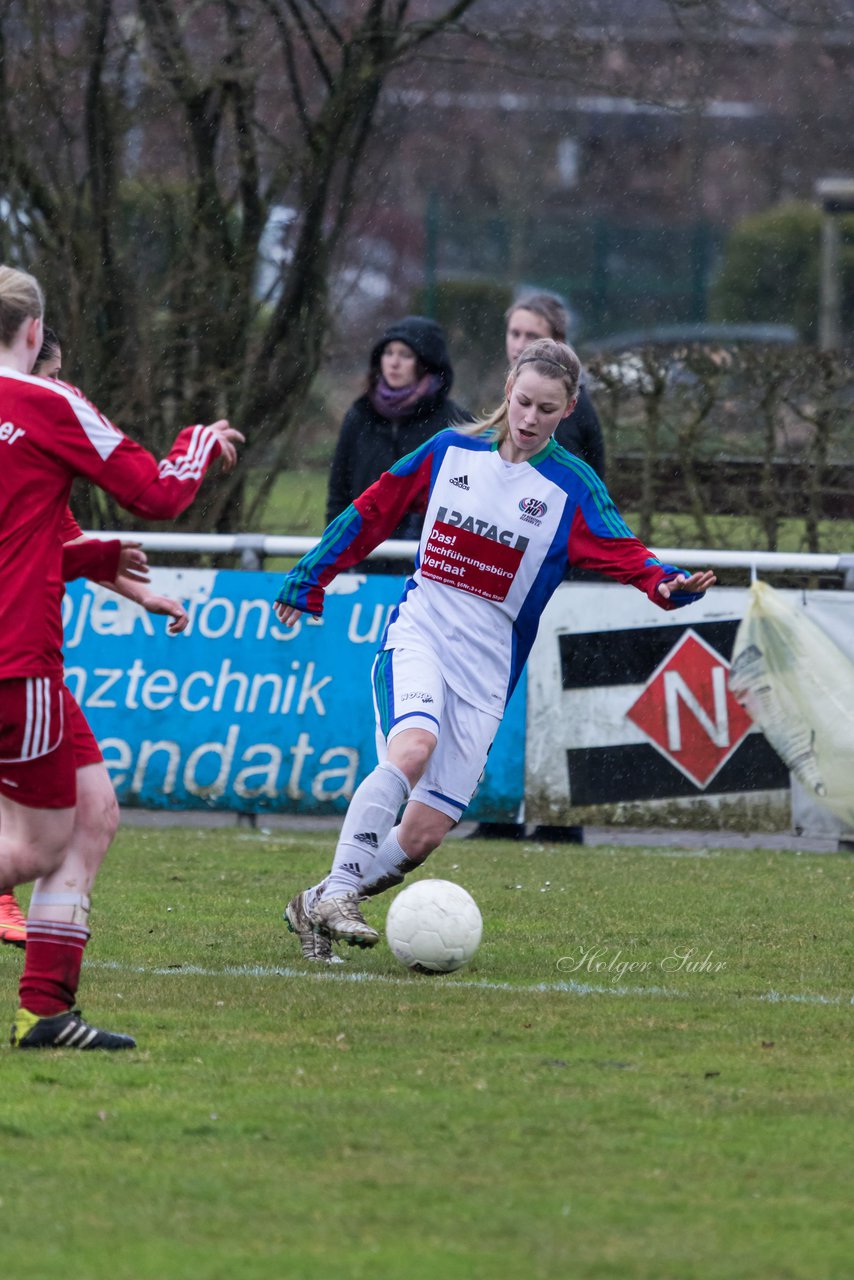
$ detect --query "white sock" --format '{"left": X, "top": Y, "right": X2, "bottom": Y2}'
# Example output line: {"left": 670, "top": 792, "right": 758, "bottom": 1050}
{"left": 360, "top": 826, "right": 420, "bottom": 898}
{"left": 323, "top": 762, "right": 411, "bottom": 897}
{"left": 303, "top": 880, "right": 327, "bottom": 915}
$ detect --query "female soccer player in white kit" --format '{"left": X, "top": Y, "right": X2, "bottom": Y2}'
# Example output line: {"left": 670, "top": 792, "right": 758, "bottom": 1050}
{"left": 275, "top": 339, "right": 715, "bottom": 961}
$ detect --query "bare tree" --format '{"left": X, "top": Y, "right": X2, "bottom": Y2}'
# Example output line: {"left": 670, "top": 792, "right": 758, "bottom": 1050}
{"left": 0, "top": 0, "right": 478, "bottom": 529}
{"left": 2, "top": 0, "right": 849, "bottom": 538}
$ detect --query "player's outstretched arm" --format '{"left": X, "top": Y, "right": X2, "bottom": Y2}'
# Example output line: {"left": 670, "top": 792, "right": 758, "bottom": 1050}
{"left": 61, "top": 536, "right": 149, "bottom": 585}
{"left": 205, "top": 420, "right": 243, "bottom": 473}
{"left": 657, "top": 570, "right": 717, "bottom": 600}
{"left": 138, "top": 592, "right": 189, "bottom": 634}
{"left": 122, "top": 420, "right": 245, "bottom": 519}
{"left": 274, "top": 601, "right": 304, "bottom": 628}
{"left": 114, "top": 541, "right": 150, "bottom": 584}
{"left": 62, "top": 534, "right": 188, "bottom": 634}
{"left": 106, "top": 573, "right": 189, "bottom": 634}
{"left": 43, "top": 388, "right": 245, "bottom": 524}
{"left": 274, "top": 445, "right": 434, "bottom": 619}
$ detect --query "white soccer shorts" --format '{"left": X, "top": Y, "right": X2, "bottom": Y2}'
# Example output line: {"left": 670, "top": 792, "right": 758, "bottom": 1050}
{"left": 371, "top": 646, "right": 501, "bottom": 821}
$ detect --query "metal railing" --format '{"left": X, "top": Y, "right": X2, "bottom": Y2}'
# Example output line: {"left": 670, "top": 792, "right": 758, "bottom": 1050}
{"left": 90, "top": 531, "right": 854, "bottom": 580}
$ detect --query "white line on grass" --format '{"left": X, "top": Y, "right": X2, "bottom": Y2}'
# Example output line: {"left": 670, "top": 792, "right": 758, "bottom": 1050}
{"left": 88, "top": 960, "right": 854, "bottom": 1007}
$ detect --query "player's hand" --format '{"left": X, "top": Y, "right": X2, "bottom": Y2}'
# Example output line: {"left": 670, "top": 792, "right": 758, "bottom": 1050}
{"left": 658, "top": 570, "right": 717, "bottom": 600}
{"left": 140, "top": 593, "right": 189, "bottom": 635}
{"left": 207, "top": 419, "right": 245, "bottom": 473}
{"left": 117, "top": 541, "right": 150, "bottom": 584}
{"left": 274, "top": 600, "right": 304, "bottom": 627}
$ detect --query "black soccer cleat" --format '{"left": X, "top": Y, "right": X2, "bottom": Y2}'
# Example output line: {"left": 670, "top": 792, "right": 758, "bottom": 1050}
{"left": 10, "top": 1007, "right": 137, "bottom": 1051}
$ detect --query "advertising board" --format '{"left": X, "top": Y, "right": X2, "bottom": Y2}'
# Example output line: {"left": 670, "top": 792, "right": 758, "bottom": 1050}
{"left": 62, "top": 568, "right": 525, "bottom": 819}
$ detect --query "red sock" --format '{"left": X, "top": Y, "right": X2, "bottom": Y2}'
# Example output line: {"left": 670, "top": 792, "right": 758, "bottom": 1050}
{"left": 19, "top": 919, "right": 90, "bottom": 1016}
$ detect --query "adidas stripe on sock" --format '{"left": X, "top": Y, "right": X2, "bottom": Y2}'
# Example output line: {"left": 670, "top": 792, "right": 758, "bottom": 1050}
{"left": 324, "top": 762, "right": 410, "bottom": 897}
{"left": 360, "top": 825, "right": 420, "bottom": 898}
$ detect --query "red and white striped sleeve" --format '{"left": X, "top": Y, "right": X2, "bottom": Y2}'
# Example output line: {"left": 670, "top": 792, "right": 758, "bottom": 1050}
{"left": 37, "top": 382, "right": 223, "bottom": 521}
{"left": 100, "top": 425, "right": 223, "bottom": 518}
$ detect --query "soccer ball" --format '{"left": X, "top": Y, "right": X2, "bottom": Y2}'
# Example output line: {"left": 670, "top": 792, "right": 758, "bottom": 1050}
{"left": 385, "top": 879, "right": 482, "bottom": 973}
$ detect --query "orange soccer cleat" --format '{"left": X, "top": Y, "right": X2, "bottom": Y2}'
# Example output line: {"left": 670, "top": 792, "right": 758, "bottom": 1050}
{"left": 0, "top": 893, "right": 26, "bottom": 948}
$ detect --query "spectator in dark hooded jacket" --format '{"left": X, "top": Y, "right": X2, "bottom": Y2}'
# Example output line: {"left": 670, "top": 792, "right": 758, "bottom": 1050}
{"left": 326, "top": 316, "right": 469, "bottom": 568}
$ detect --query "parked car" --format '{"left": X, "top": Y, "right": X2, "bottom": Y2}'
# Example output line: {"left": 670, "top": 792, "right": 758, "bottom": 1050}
{"left": 584, "top": 323, "right": 799, "bottom": 393}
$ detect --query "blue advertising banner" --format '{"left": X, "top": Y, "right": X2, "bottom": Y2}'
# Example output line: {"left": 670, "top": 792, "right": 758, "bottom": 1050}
{"left": 62, "top": 568, "right": 525, "bottom": 819}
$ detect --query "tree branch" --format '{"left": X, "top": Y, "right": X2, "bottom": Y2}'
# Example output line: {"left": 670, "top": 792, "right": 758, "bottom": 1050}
{"left": 396, "top": 0, "right": 490, "bottom": 57}
{"left": 223, "top": 0, "right": 264, "bottom": 267}
{"left": 257, "top": 0, "right": 317, "bottom": 145}
{"left": 136, "top": 0, "right": 199, "bottom": 102}
{"left": 300, "top": 0, "right": 343, "bottom": 46}
{"left": 281, "top": 0, "right": 334, "bottom": 90}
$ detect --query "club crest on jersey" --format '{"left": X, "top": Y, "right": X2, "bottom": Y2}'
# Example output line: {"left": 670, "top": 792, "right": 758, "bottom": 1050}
{"left": 518, "top": 497, "right": 547, "bottom": 525}
{"left": 435, "top": 506, "right": 529, "bottom": 550}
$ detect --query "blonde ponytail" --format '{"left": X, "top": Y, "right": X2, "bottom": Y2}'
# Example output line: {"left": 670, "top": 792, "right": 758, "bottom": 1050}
{"left": 0, "top": 265, "right": 44, "bottom": 346}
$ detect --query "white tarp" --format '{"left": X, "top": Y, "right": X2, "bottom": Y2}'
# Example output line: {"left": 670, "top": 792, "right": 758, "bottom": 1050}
{"left": 730, "top": 581, "right": 854, "bottom": 829}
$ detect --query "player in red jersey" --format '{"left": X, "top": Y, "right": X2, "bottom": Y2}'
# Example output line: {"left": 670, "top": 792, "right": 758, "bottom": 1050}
{"left": 35, "top": 326, "right": 190, "bottom": 636}
{"left": 0, "top": 520, "right": 154, "bottom": 949}
{"left": 0, "top": 328, "right": 193, "bottom": 953}
{"left": 0, "top": 265, "right": 243, "bottom": 1049}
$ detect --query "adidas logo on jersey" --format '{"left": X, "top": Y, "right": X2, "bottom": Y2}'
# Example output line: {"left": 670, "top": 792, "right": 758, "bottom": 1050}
{"left": 353, "top": 832, "right": 379, "bottom": 848}
{"left": 449, "top": 474, "right": 470, "bottom": 490}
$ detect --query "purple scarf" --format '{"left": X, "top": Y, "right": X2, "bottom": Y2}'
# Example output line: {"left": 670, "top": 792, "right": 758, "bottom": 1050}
{"left": 370, "top": 372, "right": 443, "bottom": 420}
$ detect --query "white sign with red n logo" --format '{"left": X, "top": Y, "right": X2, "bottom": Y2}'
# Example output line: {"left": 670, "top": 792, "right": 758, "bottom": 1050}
{"left": 524, "top": 584, "right": 790, "bottom": 824}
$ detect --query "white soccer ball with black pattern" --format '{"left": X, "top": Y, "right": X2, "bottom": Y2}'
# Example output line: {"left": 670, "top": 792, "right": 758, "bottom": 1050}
{"left": 385, "top": 879, "right": 483, "bottom": 973}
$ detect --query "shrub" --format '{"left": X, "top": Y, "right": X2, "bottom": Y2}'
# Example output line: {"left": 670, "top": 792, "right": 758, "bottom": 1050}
{"left": 412, "top": 278, "right": 512, "bottom": 359}
{"left": 410, "top": 277, "right": 513, "bottom": 411}
{"left": 710, "top": 201, "right": 854, "bottom": 343}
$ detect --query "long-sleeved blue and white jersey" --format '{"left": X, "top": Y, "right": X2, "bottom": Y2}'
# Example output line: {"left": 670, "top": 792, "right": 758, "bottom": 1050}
{"left": 276, "top": 430, "right": 702, "bottom": 716}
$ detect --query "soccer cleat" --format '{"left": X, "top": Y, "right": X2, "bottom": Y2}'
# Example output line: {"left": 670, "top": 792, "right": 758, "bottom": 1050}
{"left": 0, "top": 892, "right": 26, "bottom": 948}
{"left": 309, "top": 891, "right": 379, "bottom": 948}
{"left": 284, "top": 891, "right": 342, "bottom": 964}
{"left": 10, "top": 1007, "right": 137, "bottom": 1051}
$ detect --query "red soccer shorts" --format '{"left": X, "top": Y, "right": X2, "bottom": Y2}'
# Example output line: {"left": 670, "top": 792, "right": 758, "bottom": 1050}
{"left": 64, "top": 688, "right": 102, "bottom": 770}
{"left": 0, "top": 678, "right": 101, "bottom": 809}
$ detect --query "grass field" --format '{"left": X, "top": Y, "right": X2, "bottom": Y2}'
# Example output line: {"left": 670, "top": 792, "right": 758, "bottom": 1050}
{"left": 2, "top": 827, "right": 852, "bottom": 1280}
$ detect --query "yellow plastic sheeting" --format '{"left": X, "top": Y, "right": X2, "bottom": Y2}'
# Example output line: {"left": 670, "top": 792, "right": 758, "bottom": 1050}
{"left": 730, "top": 581, "right": 854, "bottom": 827}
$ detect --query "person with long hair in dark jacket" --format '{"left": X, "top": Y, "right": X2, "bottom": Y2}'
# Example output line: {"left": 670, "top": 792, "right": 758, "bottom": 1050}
{"left": 504, "top": 292, "right": 605, "bottom": 479}
{"left": 326, "top": 316, "right": 469, "bottom": 569}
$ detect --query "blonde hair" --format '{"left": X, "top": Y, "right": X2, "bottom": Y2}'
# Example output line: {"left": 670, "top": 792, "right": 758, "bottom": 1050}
{"left": 0, "top": 265, "right": 44, "bottom": 346}
{"left": 463, "top": 339, "right": 581, "bottom": 445}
